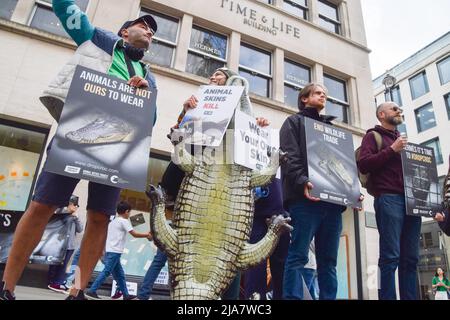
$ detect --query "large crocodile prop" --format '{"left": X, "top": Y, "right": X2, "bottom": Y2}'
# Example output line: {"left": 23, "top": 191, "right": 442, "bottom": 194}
{"left": 146, "top": 76, "right": 291, "bottom": 300}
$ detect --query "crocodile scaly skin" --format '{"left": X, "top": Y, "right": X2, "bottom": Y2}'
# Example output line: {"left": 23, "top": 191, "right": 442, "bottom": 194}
{"left": 146, "top": 76, "right": 291, "bottom": 300}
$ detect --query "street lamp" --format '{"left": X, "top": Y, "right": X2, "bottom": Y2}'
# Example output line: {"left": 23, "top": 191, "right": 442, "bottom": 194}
{"left": 382, "top": 73, "right": 397, "bottom": 101}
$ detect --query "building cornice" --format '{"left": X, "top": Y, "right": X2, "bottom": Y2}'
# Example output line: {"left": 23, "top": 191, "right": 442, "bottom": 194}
{"left": 0, "top": 18, "right": 76, "bottom": 50}
{"left": 246, "top": 0, "right": 371, "bottom": 54}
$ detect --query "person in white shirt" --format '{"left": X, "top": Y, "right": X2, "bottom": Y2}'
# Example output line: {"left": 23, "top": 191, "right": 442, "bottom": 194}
{"left": 85, "top": 201, "right": 151, "bottom": 300}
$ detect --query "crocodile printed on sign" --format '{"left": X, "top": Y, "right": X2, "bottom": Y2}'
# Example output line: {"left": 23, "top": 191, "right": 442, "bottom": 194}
{"left": 146, "top": 76, "right": 291, "bottom": 300}
{"left": 317, "top": 147, "right": 353, "bottom": 187}
{"left": 65, "top": 116, "right": 132, "bottom": 144}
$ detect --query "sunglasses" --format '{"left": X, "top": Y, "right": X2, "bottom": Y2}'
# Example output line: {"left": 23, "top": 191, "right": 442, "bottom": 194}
{"left": 389, "top": 106, "right": 403, "bottom": 113}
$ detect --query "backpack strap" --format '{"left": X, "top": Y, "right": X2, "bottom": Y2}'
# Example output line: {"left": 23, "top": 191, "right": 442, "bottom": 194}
{"left": 372, "top": 131, "right": 383, "bottom": 152}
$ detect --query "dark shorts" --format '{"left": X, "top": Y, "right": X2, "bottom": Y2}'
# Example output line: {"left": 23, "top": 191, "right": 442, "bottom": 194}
{"left": 32, "top": 171, "right": 121, "bottom": 216}
{"left": 32, "top": 138, "right": 121, "bottom": 216}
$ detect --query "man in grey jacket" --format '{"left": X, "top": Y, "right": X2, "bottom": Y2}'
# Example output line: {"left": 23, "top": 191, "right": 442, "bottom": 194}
{"left": 0, "top": 0, "right": 158, "bottom": 300}
{"left": 47, "top": 195, "right": 84, "bottom": 293}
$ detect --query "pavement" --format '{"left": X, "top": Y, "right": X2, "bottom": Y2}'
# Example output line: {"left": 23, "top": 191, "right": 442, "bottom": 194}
{"left": 13, "top": 285, "right": 169, "bottom": 300}
{"left": 14, "top": 285, "right": 70, "bottom": 300}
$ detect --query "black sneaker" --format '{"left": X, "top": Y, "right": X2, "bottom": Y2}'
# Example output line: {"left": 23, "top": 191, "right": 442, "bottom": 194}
{"left": 0, "top": 281, "right": 16, "bottom": 301}
{"left": 85, "top": 291, "right": 102, "bottom": 300}
{"left": 123, "top": 294, "right": 137, "bottom": 300}
{"left": 65, "top": 289, "right": 87, "bottom": 300}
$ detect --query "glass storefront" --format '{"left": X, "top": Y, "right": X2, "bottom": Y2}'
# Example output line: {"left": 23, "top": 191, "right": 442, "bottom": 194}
{"left": 0, "top": 119, "right": 48, "bottom": 262}
{"left": 417, "top": 221, "right": 450, "bottom": 300}
{"left": 93, "top": 153, "right": 171, "bottom": 292}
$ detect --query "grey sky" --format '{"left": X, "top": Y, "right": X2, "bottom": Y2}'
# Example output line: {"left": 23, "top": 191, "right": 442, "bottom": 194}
{"left": 361, "top": 0, "right": 450, "bottom": 79}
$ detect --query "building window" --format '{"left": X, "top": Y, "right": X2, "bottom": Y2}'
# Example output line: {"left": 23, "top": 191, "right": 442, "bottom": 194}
{"left": 0, "top": 0, "right": 17, "bottom": 20}
{"left": 415, "top": 102, "right": 436, "bottom": 133}
{"left": 318, "top": 0, "right": 340, "bottom": 34}
{"left": 397, "top": 116, "right": 407, "bottom": 136}
{"left": 409, "top": 71, "right": 430, "bottom": 100}
{"left": 445, "top": 93, "right": 450, "bottom": 120}
{"left": 420, "top": 232, "right": 434, "bottom": 249}
{"left": 239, "top": 43, "right": 272, "bottom": 98}
{"left": 140, "top": 10, "right": 178, "bottom": 68}
{"left": 186, "top": 26, "right": 227, "bottom": 78}
{"left": 421, "top": 137, "right": 443, "bottom": 165}
{"left": 284, "top": 59, "right": 311, "bottom": 108}
{"left": 30, "top": 0, "right": 89, "bottom": 38}
{"left": 324, "top": 74, "right": 349, "bottom": 123}
{"left": 384, "top": 85, "right": 403, "bottom": 106}
{"left": 283, "top": 0, "right": 308, "bottom": 20}
{"left": 437, "top": 56, "right": 450, "bottom": 85}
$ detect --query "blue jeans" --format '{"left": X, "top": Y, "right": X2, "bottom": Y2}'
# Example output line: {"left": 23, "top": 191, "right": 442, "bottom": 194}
{"left": 65, "top": 248, "right": 81, "bottom": 287}
{"left": 374, "top": 194, "right": 421, "bottom": 300}
{"left": 283, "top": 199, "right": 343, "bottom": 300}
{"left": 89, "top": 252, "right": 128, "bottom": 296}
{"left": 137, "top": 249, "right": 167, "bottom": 300}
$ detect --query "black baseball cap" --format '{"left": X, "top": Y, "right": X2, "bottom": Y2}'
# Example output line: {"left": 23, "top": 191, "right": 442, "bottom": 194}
{"left": 117, "top": 15, "right": 158, "bottom": 37}
{"left": 69, "top": 195, "right": 79, "bottom": 207}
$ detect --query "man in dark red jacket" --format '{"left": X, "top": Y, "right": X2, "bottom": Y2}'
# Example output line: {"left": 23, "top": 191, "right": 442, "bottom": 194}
{"left": 358, "top": 101, "right": 421, "bottom": 300}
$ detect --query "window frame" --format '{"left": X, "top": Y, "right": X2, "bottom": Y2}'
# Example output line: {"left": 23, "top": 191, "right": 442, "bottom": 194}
{"left": 444, "top": 93, "right": 450, "bottom": 120}
{"left": 186, "top": 25, "right": 229, "bottom": 78}
{"left": 29, "top": 0, "right": 89, "bottom": 37}
{"left": 414, "top": 102, "right": 436, "bottom": 133}
{"left": 239, "top": 42, "right": 273, "bottom": 98}
{"left": 318, "top": 0, "right": 341, "bottom": 34}
{"left": 409, "top": 70, "right": 430, "bottom": 100}
{"left": 140, "top": 9, "right": 179, "bottom": 68}
{"left": 283, "top": 59, "right": 311, "bottom": 107}
{"left": 437, "top": 55, "right": 450, "bottom": 85}
{"left": 384, "top": 85, "right": 403, "bottom": 106}
{"left": 421, "top": 137, "right": 443, "bottom": 165}
{"left": 323, "top": 73, "right": 350, "bottom": 123}
{"left": 283, "top": 0, "right": 309, "bottom": 20}
{"left": 0, "top": 0, "right": 18, "bottom": 20}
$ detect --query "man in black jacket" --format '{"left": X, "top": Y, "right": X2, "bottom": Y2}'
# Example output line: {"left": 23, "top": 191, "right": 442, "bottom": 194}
{"left": 280, "top": 83, "right": 347, "bottom": 300}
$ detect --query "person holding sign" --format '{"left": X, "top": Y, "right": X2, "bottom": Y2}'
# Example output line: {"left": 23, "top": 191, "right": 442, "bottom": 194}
{"left": 357, "top": 102, "right": 421, "bottom": 300}
{"left": 161, "top": 67, "right": 272, "bottom": 300}
{"left": 164, "top": 67, "right": 270, "bottom": 206}
{"left": 0, "top": 0, "right": 158, "bottom": 301}
{"left": 280, "top": 83, "right": 360, "bottom": 300}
